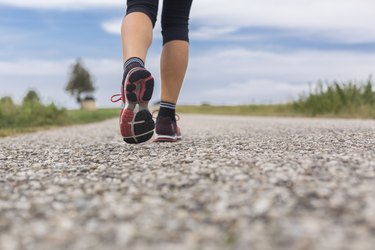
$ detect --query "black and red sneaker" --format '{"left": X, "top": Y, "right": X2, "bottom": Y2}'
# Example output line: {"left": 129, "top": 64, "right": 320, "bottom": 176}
{"left": 154, "top": 114, "right": 182, "bottom": 142}
{"left": 111, "top": 67, "right": 155, "bottom": 144}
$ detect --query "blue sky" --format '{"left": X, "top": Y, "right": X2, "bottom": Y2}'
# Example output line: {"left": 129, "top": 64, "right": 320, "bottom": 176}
{"left": 1, "top": 0, "right": 375, "bottom": 108}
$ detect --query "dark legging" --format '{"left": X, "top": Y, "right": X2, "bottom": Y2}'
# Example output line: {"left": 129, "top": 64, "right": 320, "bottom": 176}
{"left": 126, "top": 0, "right": 193, "bottom": 45}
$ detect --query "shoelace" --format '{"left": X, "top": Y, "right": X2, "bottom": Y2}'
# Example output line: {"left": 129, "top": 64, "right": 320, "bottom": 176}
{"left": 111, "top": 93, "right": 126, "bottom": 109}
{"left": 152, "top": 110, "right": 180, "bottom": 121}
{"left": 111, "top": 94, "right": 122, "bottom": 103}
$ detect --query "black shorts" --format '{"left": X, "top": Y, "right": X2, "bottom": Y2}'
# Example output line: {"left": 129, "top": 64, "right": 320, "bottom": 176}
{"left": 126, "top": 0, "right": 193, "bottom": 45}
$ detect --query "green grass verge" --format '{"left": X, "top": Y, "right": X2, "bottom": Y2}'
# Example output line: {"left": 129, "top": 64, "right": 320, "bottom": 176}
{"left": 177, "top": 104, "right": 375, "bottom": 119}
{"left": 178, "top": 77, "right": 375, "bottom": 119}
{"left": 292, "top": 78, "right": 375, "bottom": 119}
{"left": 177, "top": 104, "right": 299, "bottom": 117}
{"left": 0, "top": 108, "right": 120, "bottom": 137}
{"left": 66, "top": 108, "right": 119, "bottom": 124}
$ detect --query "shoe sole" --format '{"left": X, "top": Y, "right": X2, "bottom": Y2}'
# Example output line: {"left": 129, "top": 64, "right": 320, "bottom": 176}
{"left": 154, "top": 134, "right": 182, "bottom": 143}
{"left": 121, "top": 68, "right": 155, "bottom": 144}
{"left": 126, "top": 68, "right": 154, "bottom": 103}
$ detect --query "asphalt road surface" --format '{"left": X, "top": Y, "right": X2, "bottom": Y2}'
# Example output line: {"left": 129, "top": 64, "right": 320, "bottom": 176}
{"left": 1, "top": 115, "right": 375, "bottom": 250}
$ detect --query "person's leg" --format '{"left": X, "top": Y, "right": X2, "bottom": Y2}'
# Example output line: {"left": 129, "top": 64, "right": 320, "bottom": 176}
{"left": 159, "top": 0, "right": 193, "bottom": 115}
{"left": 117, "top": 0, "right": 159, "bottom": 144}
{"left": 122, "top": 0, "right": 158, "bottom": 72}
{"left": 160, "top": 41, "right": 189, "bottom": 104}
{"left": 121, "top": 12, "right": 152, "bottom": 63}
{"left": 154, "top": 0, "right": 193, "bottom": 142}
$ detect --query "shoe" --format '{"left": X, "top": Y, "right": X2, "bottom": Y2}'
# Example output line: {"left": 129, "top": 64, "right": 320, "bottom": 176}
{"left": 111, "top": 67, "right": 155, "bottom": 144}
{"left": 154, "top": 114, "right": 182, "bottom": 142}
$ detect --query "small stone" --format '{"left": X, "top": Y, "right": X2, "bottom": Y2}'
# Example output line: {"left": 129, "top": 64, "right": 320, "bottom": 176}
{"left": 184, "top": 158, "right": 194, "bottom": 163}
{"left": 253, "top": 197, "right": 272, "bottom": 216}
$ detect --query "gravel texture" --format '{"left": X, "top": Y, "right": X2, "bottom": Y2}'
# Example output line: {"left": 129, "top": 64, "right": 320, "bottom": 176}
{"left": 1, "top": 115, "right": 375, "bottom": 250}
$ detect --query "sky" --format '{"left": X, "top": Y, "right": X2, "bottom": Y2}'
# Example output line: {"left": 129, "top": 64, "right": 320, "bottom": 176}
{"left": 0, "top": 0, "right": 375, "bottom": 108}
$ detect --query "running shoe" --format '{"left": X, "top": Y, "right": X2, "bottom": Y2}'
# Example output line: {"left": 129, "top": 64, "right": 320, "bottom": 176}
{"left": 154, "top": 113, "right": 182, "bottom": 142}
{"left": 111, "top": 67, "right": 155, "bottom": 144}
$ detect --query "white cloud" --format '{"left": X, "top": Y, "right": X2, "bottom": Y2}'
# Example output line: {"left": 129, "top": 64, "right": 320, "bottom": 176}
{"left": 189, "top": 26, "right": 239, "bottom": 40}
{"left": 100, "top": 0, "right": 375, "bottom": 43}
{"left": 191, "top": 0, "right": 375, "bottom": 43}
{"left": 2, "top": 1, "right": 374, "bottom": 107}
{"left": 101, "top": 19, "right": 241, "bottom": 41}
{"left": 205, "top": 80, "right": 307, "bottom": 104}
{"left": 179, "top": 48, "right": 375, "bottom": 104}
{"left": 1, "top": 0, "right": 373, "bottom": 42}
{"left": 0, "top": 59, "right": 121, "bottom": 76}
{"left": 101, "top": 19, "right": 122, "bottom": 36}
{"left": 0, "top": 58, "right": 124, "bottom": 108}
{"left": 1, "top": 48, "right": 374, "bottom": 107}
{"left": 188, "top": 48, "right": 375, "bottom": 83}
{"left": 0, "top": 0, "right": 122, "bottom": 9}
{"left": 0, "top": 59, "right": 72, "bottom": 76}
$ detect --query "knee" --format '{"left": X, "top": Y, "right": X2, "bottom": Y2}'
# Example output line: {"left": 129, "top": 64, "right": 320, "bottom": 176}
{"left": 126, "top": 0, "right": 159, "bottom": 27}
{"left": 161, "top": 0, "right": 192, "bottom": 45}
{"left": 161, "top": 17, "right": 190, "bottom": 45}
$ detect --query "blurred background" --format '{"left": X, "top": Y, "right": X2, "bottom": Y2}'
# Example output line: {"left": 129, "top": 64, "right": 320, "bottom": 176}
{"left": 0, "top": 0, "right": 374, "bottom": 108}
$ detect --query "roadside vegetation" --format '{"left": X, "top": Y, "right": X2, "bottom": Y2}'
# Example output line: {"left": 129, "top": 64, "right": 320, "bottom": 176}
{"left": 177, "top": 104, "right": 297, "bottom": 117}
{"left": 1, "top": 77, "right": 374, "bottom": 137}
{"left": 178, "top": 77, "right": 375, "bottom": 119}
{"left": 292, "top": 77, "right": 375, "bottom": 118}
{"left": 0, "top": 90, "right": 118, "bottom": 137}
{"left": 0, "top": 59, "right": 118, "bottom": 137}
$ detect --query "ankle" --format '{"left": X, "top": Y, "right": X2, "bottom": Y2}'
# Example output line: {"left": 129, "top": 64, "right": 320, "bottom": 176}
{"left": 123, "top": 57, "right": 144, "bottom": 77}
{"left": 158, "top": 101, "right": 176, "bottom": 122}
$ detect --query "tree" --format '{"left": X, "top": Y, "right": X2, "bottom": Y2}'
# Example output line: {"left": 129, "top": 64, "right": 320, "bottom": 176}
{"left": 65, "top": 59, "right": 95, "bottom": 104}
{"left": 23, "top": 90, "right": 41, "bottom": 104}
{"left": 0, "top": 96, "right": 15, "bottom": 106}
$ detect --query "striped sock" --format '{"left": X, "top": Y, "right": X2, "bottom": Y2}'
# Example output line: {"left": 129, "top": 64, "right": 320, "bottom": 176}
{"left": 123, "top": 57, "right": 144, "bottom": 77}
{"left": 158, "top": 101, "right": 176, "bottom": 121}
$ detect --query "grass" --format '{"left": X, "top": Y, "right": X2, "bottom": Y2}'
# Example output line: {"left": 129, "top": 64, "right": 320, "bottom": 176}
{"left": 177, "top": 104, "right": 298, "bottom": 117}
{"left": 292, "top": 77, "right": 375, "bottom": 118}
{"left": 66, "top": 108, "right": 119, "bottom": 124}
{"left": 178, "top": 77, "right": 375, "bottom": 119}
{"left": 0, "top": 92, "right": 120, "bottom": 137}
{"left": 0, "top": 108, "right": 120, "bottom": 137}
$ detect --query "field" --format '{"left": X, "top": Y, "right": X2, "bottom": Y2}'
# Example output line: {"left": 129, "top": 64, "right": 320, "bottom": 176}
{"left": 179, "top": 78, "right": 375, "bottom": 119}
{"left": 0, "top": 107, "right": 119, "bottom": 137}
{"left": 1, "top": 78, "right": 374, "bottom": 137}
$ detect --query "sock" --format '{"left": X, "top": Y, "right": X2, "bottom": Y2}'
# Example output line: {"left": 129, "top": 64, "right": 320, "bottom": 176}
{"left": 123, "top": 57, "right": 144, "bottom": 78}
{"left": 158, "top": 101, "right": 176, "bottom": 121}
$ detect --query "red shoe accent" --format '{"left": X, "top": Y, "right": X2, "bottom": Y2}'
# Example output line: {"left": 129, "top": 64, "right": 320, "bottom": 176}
{"left": 120, "top": 108, "right": 134, "bottom": 139}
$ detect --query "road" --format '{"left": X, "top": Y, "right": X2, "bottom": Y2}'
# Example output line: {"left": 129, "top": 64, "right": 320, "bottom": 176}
{"left": 1, "top": 115, "right": 375, "bottom": 250}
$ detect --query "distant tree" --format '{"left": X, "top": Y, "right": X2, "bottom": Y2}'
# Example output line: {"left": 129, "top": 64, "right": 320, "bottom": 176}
{"left": 65, "top": 59, "right": 95, "bottom": 104}
{"left": 23, "top": 90, "right": 41, "bottom": 104}
{"left": 0, "top": 96, "right": 14, "bottom": 106}
{"left": 0, "top": 96, "right": 17, "bottom": 127}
